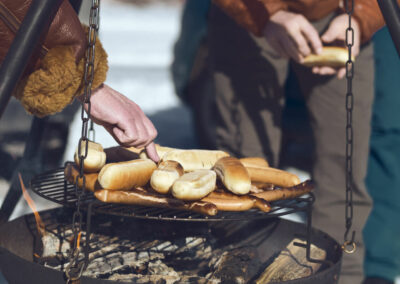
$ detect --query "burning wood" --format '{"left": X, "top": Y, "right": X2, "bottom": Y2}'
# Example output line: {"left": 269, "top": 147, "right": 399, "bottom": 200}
{"left": 19, "top": 173, "right": 71, "bottom": 258}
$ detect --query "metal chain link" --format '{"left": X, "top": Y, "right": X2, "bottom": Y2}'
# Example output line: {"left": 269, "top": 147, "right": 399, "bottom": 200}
{"left": 65, "top": 0, "right": 100, "bottom": 281}
{"left": 342, "top": 0, "right": 356, "bottom": 254}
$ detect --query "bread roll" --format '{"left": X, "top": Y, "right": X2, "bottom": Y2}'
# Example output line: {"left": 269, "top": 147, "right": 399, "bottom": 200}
{"left": 246, "top": 166, "right": 300, "bottom": 188}
{"left": 150, "top": 160, "right": 184, "bottom": 194}
{"left": 172, "top": 169, "right": 217, "bottom": 200}
{"left": 239, "top": 157, "right": 269, "bottom": 168}
{"left": 303, "top": 46, "right": 354, "bottom": 68}
{"left": 95, "top": 188, "right": 218, "bottom": 216}
{"left": 74, "top": 140, "right": 106, "bottom": 173}
{"left": 98, "top": 159, "right": 157, "bottom": 190}
{"left": 253, "top": 180, "right": 314, "bottom": 202}
{"left": 213, "top": 157, "right": 251, "bottom": 195}
{"left": 162, "top": 149, "right": 229, "bottom": 172}
{"left": 64, "top": 163, "right": 102, "bottom": 192}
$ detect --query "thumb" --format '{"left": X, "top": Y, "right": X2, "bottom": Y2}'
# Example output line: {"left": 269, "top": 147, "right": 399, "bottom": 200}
{"left": 145, "top": 142, "right": 160, "bottom": 163}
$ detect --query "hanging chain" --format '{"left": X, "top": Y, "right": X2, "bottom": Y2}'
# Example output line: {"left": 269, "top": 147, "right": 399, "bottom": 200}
{"left": 65, "top": 0, "right": 100, "bottom": 282}
{"left": 342, "top": 0, "right": 356, "bottom": 254}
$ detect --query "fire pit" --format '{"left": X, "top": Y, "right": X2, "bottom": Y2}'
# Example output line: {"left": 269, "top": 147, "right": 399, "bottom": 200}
{"left": 0, "top": 167, "right": 342, "bottom": 283}
{"left": 0, "top": 207, "right": 341, "bottom": 284}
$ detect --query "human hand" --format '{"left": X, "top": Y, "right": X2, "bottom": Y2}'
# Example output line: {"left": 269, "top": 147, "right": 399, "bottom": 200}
{"left": 314, "top": 14, "right": 360, "bottom": 79}
{"left": 81, "top": 84, "right": 159, "bottom": 162}
{"left": 263, "top": 10, "right": 323, "bottom": 62}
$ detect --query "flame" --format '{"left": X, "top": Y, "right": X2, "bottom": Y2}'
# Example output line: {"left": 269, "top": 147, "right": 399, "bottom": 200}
{"left": 76, "top": 232, "right": 82, "bottom": 249}
{"left": 19, "top": 173, "right": 45, "bottom": 235}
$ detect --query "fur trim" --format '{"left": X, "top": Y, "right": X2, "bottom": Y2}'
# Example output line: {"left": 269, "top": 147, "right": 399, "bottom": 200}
{"left": 15, "top": 37, "right": 108, "bottom": 117}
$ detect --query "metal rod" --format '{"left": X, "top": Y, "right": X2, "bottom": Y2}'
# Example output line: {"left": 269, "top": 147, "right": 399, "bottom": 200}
{"left": 0, "top": 0, "right": 63, "bottom": 120}
{"left": 378, "top": 0, "right": 400, "bottom": 57}
{"left": 0, "top": 116, "right": 48, "bottom": 224}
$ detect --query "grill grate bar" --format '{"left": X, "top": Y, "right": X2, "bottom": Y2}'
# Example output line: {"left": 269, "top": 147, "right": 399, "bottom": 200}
{"left": 30, "top": 167, "right": 313, "bottom": 222}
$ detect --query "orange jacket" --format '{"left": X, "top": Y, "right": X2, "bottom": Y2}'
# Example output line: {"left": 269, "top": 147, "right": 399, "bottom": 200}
{"left": 213, "top": 0, "right": 385, "bottom": 43}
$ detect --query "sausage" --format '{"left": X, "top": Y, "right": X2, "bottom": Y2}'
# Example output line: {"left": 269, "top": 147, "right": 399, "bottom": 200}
{"left": 94, "top": 188, "right": 218, "bottom": 216}
{"left": 252, "top": 180, "right": 314, "bottom": 202}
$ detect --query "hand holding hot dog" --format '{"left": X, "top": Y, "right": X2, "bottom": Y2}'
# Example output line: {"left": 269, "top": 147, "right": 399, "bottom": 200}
{"left": 314, "top": 14, "right": 361, "bottom": 78}
{"left": 263, "top": 10, "right": 323, "bottom": 62}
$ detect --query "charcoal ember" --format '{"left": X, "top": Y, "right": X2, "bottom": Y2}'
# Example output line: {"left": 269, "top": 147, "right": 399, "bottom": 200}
{"left": 41, "top": 233, "right": 70, "bottom": 258}
{"left": 148, "top": 259, "right": 179, "bottom": 277}
{"left": 209, "top": 247, "right": 261, "bottom": 283}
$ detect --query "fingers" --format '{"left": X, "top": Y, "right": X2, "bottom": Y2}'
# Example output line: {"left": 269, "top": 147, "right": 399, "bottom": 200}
{"left": 312, "top": 66, "right": 337, "bottom": 76}
{"left": 279, "top": 36, "right": 304, "bottom": 62}
{"left": 297, "top": 16, "right": 322, "bottom": 54}
{"left": 145, "top": 142, "right": 160, "bottom": 163}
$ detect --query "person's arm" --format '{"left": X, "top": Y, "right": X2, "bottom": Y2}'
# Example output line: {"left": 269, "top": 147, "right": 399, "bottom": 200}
{"left": 212, "top": 0, "right": 286, "bottom": 36}
{"left": 79, "top": 84, "right": 160, "bottom": 162}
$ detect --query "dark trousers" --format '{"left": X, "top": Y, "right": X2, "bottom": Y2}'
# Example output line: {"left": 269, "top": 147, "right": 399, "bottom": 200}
{"left": 205, "top": 5, "right": 374, "bottom": 284}
{"left": 363, "top": 27, "right": 400, "bottom": 281}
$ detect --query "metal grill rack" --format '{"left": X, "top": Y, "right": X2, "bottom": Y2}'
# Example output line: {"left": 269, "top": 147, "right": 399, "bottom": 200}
{"left": 30, "top": 165, "right": 329, "bottom": 268}
{"left": 30, "top": 166, "right": 314, "bottom": 222}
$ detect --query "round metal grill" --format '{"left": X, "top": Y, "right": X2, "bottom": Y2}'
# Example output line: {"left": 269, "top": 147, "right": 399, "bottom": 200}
{"left": 30, "top": 167, "right": 313, "bottom": 222}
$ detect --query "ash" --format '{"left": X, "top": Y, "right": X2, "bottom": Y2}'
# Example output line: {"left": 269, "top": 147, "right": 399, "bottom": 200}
{"left": 39, "top": 219, "right": 229, "bottom": 283}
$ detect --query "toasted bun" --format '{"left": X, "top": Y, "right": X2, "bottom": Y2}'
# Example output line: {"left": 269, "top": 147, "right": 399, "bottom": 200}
{"left": 172, "top": 169, "right": 217, "bottom": 200}
{"left": 98, "top": 159, "right": 157, "bottom": 190}
{"left": 74, "top": 140, "right": 106, "bottom": 173}
{"left": 162, "top": 149, "right": 229, "bottom": 172}
{"left": 246, "top": 166, "right": 300, "bottom": 188}
{"left": 150, "top": 160, "right": 184, "bottom": 194}
{"left": 239, "top": 157, "right": 269, "bottom": 168}
{"left": 64, "top": 163, "right": 102, "bottom": 192}
{"left": 213, "top": 157, "right": 251, "bottom": 195}
{"left": 303, "top": 47, "right": 354, "bottom": 68}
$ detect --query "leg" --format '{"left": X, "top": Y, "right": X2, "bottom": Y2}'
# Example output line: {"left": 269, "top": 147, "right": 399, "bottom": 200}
{"left": 294, "top": 39, "right": 374, "bottom": 284}
{"left": 363, "top": 27, "right": 400, "bottom": 282}
{"left": 207, "top": 4, "right": 289, "bottom": 166}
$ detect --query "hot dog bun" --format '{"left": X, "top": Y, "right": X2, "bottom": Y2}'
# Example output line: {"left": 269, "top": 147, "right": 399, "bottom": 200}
{"left": 150, "top": 160, "right": 184, "bottom": 194}
{"left": 162, "top": 149, "right": 229, "bottom": 172}
{"left": 172, "top": 169, "right": 217, "bottom": 200}
{"left": 239, "top": 157, "right": 269, "bottom": 168}
{"left": 98, "top": 159, "right": 157, "bottom": 190}
{"left": 74, "top": 140, "right": 106, "bottom": 173}
{"left": 246, "top": 166, "right": 300, "bottom": 188}
{"left": 213, "top": 157, "right": 251, "bottom": 195}
{"left": 303, "top": 47, "right": 354, "bottom": 68}
{"left": 64, "top": 163, "right": 102, "bottom": 192}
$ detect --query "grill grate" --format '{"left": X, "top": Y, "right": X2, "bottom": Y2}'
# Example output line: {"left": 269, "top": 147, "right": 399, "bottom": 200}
{"left": 30, "top": 167, "right": 313, "bottom": 222}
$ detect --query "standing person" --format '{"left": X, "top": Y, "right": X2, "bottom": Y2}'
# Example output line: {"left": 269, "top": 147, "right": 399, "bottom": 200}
{"left": 362, "top": 27, "right": 400, "bottom": 284}
{"left": 201, "top": 1, "right": 386, "bottom": 283}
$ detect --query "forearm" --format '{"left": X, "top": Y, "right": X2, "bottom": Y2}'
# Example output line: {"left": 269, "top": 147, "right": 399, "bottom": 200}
{"left": 212, "top": 0, "right": 286, "bottom": 36}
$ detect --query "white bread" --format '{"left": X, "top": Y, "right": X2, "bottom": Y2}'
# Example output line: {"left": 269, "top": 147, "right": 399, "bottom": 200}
{"left": 303, "top": 46, "right": 354, "bottom": 68}
{"left": 98, "top": 159, "right": 157, "bottom": 190}
{"left": 246, "top": 166, "right": 300, "bottom": 188}
{"left": 74, "top": 140, "right": 106, "bottom": 173}
{"left": 172, "top": 169, "right": 217, "bottom": 201}
{"left": 239, "top": 157, "right": 269, "bottom": 168}
{"left": 162, "top": 149, "right": 229, "bottom": 172}
{"left": 213, "top": 157, "right": 251, "bottom": 195}
{"left": 150, "top": 160, "right": 184, "bottom": 194}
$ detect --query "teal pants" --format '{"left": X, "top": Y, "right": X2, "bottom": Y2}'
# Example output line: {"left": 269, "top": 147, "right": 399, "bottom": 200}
{"left": 363, "top": 27, "right": 400, "bottom": 281}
